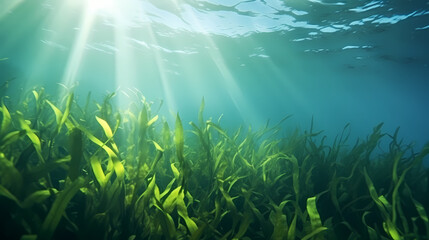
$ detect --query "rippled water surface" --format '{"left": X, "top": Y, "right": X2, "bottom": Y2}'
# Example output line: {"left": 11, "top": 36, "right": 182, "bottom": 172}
{"left": 0, "top": 0, "right": 428, "bottom": 146}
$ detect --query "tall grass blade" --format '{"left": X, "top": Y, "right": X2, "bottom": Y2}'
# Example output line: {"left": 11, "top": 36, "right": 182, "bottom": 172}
{"left": 0, "top": 103, "right": 11, "bottom": 137}
{"left": 38, "top": 177, "right": 85, "bottom": 240}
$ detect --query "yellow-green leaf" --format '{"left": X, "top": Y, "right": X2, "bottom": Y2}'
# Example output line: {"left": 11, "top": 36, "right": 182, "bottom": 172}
{"left": 307, "top": 196, "right": 323, "bottom": 229}
{"left": 0, "top": 103, "right": 11, "bottom": 137}
{"left": 147, "top": 115, "right": 159, "bottom": 127}
{"left": 96, "top": 116, "right": 113, "bottom": 139}
{"left": 163, "top": 186, "right": 180, "bottom": 213}
{"left": 152, "top": 141, "right": 164, "bottom": 152}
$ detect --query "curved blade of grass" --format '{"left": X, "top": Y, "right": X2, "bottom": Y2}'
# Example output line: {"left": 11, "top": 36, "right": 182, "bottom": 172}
{"left": 18, "top": 114, "right": 43, "bottom": 163}
{"left": 0, "top": 184, "right": 21, "bottom": 207}
{"left": 176, "top": 188, "right": 198, "bottom": 234}
{"left": 96, "top": 115, "right": 120, "bottom": 153}
{"left": 171, "top": 163, "right": 180, "bottom": 180}
{"left": 21, "top": 189, "right": 58, "bottom": 209}
{"left": 404, "top": 184, "right": 429, "bottom": 239}
{"left": 175, "top": 113, "right": 191, "bottom": 193}
{"left": 81, "top": 124, "right": 124, "bottom": 181}
{"left": 163, "top": 186, "right": 180, "bottom": 214}
{"left": 364, "top": 168, "right": 401, "bottom": 240}
{"left": 96, "top": 116, "right": 113, "bottom": 139}
{"left": 32, "top": 90, "right": 39, "bottom": 101}
{"left": 362, "top": 212, "right": 378, "bottom": 240}
{"left": 90, "top": 155, "right": 107, "bottom": 187}
{"left": 301, "top": 227, "right": 328, "bottom": 240}
{"left": 232, "top": 210, "right": 252, "bottom": 239}
{"left": 160, "top": 178, "right": 176, "bottom": 200}
{"left": 46, "top": 100, "right": 62, "bottom": 125}
{"left": 0, "top": 152, "right": 22, "bottom": 191}
{"left": 152, "top": 140, "right": 164, "bottom": 152}
{"left": 0, "top": 103, "right": 11, "bottom": 137}
{"left": 26, "top": 157, "right": 70, "bottom": 182}
{"left": 285, "top": 155, "right": 299, "bottom": 200}
{"left": 153, "top": 201, "right": 177, "bottom": 239}
{"left": 287, "top": 213, "right": 297, "bottom": 240}
{"left": 46, "top": 100, "right": 63, "bottom": 134}
{"left": 59, "top": 93, "right": 73, "bottom": 131}
{"left": 138, "top": 174, "right": 156, "bottom": 213}
{"left": 412, "top": 198, "right": 429, "bottom": 239}
{"left": 307, "top": 196, "right": 323, "bottom": 229}
{"left": 147, "top": 115, "right": 159, "bottom": 127}
{"left": 38, "top": 177, "right": 85, "bottom": 240}
{"left": 0, "top": 130, "right": 26, "bottom": 147}
{"left": 270, "top": 202, "right": 288, "bottom": 240}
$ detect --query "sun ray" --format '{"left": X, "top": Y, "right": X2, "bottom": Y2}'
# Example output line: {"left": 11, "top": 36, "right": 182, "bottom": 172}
{"left": 0, "top": 0, "right": 25, "bottom": 20}
{"left": 59, "top": 1, "right": 99, "bottom": 96}
{"left": 112, "top": 2, "right": 137, "bottom": 109}
{"left": 137, "top": 8, "right": 177, "bottom": 116}
{"left": 23, "top": 1, "right": 84, "bottom": 91}
{"left": 184, "top": 9, "right": 260, "bottom": 126}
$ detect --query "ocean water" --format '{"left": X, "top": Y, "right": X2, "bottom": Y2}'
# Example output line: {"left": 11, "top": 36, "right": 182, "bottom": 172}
{"left": 1, "top": 1, "right": 429, "bottom": 239}
{"left": 1, "top": 0, "right": 429, "bottom": 146}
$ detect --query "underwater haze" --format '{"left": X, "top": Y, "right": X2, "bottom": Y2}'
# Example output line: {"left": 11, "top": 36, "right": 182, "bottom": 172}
{"left": 1, "top": 0, "right": 429, "bottom": 239}
{"left": 1, "top": 0, "right": 428, "bottom": 146}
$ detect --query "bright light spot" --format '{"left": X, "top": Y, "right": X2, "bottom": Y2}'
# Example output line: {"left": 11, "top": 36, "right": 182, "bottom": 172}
{"left": 87, "top": 0, "right": 117, "bottom": 15}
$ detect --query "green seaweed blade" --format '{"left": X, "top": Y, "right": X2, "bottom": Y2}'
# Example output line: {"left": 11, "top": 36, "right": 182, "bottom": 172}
{"left": 68, "top": 128, "right": 83, "bottom": 181}
{"left": 37, "top": 177, "right": 85, "bottom": 240}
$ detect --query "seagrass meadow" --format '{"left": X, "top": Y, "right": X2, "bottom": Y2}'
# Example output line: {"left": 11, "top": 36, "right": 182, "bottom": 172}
{"left": 0, "top": 88, "right": 427, "bottom": 240}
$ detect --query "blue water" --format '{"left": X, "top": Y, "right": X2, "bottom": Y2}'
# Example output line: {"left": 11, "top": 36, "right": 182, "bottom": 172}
{"left": 1, "top": 0, "right": 428, "bottom": 150}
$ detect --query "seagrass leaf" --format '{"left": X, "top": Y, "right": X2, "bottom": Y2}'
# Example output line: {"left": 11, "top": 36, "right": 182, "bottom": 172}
{"left": 38, "top": 177, "right": 85, "bottom": 240}
{"left": 175, "top": 113, "right": 185, "bottom": 164}
{"left": 46, "top": 100, "right": 62, "bottom": 127}
{"left": 301, "top": 227, "right": 328, "bottom": 240}
{"left": 21, "top": 189, "right": 58, "bottom": 209}
{"left": 362, "top": 212, "right": 378, "bottom": 240}
{"left": 287, "top": 213, "right": 297, "bottom": 240}
{"left": 59, "top": 93, "right": 73, "bottom": 132}
{"left": 307, "top": 196, "right": 323, "bottom": 229}
{"left": 152, "top": 141, "right": 164, "bottom": 152}
{"left": 18, "top": 114, "right": 43, "bottom": 162}
{"left": 0, "top": 130, "right": 26, "bottom": 146}
{"left": 176, "top": 189, "right": 198, "bottom": 234}
{"left": 147, "top": 115, "right": 159, "bottom": 127}
{"left": 0, "top": 103, "right": 11, "bottom": 137}
{"left": 96, "top": 116, "right": 113, "bottom": 139}
{"left": 0, "top": 184, "right": 21, "bottom": 207}
{"left": 163, "top": 186, "right": 180, "bottom": 214}
{"left": 68, "top": 128, "right": 83, "bottom": 181}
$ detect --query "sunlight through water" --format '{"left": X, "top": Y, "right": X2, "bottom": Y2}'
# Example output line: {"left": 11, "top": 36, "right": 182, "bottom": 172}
{"left": 1, "top": 1, "right": 429, "bottom": 239}
{"left": 0, "top": 0, "right": 428, "bottom": 146}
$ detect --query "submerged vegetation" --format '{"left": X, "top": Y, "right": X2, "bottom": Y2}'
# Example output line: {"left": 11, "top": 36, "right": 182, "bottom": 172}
{"left": 0, "top": 87, "right": 428, "bottom": 240}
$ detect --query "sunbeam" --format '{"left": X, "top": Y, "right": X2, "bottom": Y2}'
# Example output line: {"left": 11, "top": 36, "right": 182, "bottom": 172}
{"left": 184, "top": 8, "right": 260, "bottom": 126}
{"left": 0, "top": 0, "right": 24, "bottom": 20}
{"left": 60, "top": 1, "right": 98, "bottom": 94}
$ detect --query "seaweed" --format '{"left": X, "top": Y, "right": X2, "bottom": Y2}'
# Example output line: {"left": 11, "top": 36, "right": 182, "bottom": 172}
{"left": 0, "top": 87, "right": 428, "bottom": 239}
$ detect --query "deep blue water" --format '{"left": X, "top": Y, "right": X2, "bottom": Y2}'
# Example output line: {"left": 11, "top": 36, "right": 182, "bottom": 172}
{"left": 0, "top": 0, "right": 428, "bottom": 151}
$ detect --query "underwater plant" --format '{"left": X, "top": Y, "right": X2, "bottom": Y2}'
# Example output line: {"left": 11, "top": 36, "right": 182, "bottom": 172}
{"left": 0, "top": 87, "right": 428, "bottom": 240}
